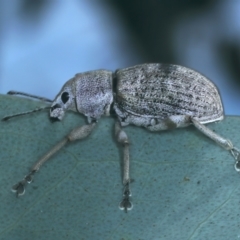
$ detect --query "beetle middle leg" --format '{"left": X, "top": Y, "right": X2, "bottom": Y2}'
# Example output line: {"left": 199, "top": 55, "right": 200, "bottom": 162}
{"left": 12, "top": 123, "right": 96, "bottom": 197}
{"left": 115, "top": 122, "right": 133, "bottom": 212}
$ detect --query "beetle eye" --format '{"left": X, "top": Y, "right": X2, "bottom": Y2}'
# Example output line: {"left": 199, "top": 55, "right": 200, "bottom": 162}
{"left": 61, "top": 92, "right": 69, "bottom": 104}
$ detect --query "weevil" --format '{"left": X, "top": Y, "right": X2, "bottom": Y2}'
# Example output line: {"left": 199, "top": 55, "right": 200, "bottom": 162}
{"left": 3, "top": 63, "right": 240, "bottom": 212}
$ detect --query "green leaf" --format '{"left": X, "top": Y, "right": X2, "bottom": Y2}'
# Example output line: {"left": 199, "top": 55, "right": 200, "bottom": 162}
{"left": 0, "top": 94, "right": 240, "bottom": 240}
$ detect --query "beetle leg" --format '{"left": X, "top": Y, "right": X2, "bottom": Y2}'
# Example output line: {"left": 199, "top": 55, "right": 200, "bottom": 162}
{"left": 115, "top": 121, "right": 133, "bottom": 212}
{"left": 191, "top": 118, "right": 240, "bottom": 171}
{"left": 11, "top": 123, "right": 96, "bottom": 197}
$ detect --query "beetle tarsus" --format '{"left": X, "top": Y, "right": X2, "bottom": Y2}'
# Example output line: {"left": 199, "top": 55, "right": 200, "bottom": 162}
{"left": 234, "top": 153, "right": 240, "bottom": 172}
{"left": 119, "top": 183, "right": 133, "bottom": 212}
{"left": 11, "top": 171, "right": 36, "bottom": 196}
{"left": 230, "top": 147, "right": 240, "bottom": 172}
{"left": 24, "top": 171, "right": 35, "bottom": 183}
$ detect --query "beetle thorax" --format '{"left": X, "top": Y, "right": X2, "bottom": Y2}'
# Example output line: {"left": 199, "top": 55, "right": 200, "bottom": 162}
{"left": 74, "top": 70, "right": 113, "bottom": 121}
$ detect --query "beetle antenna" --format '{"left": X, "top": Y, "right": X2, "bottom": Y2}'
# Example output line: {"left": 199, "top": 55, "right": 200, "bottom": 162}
{"left": 2, "top": 106, "right": 51, "bottom": 121}
{"left": 7, "top": 91, "right": 52, "bottom": 103}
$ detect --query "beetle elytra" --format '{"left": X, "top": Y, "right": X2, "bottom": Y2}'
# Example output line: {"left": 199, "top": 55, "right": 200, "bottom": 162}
{"left": 3, "top": 63, "right": 240, "bottom": 212}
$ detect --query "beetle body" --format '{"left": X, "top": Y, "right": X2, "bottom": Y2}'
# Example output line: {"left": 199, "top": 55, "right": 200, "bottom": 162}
{"left": 51, "top": 63, "right": 223, "bottom": 130}
{"left": 114, "top": 64, "right": 223, "bottom": 130}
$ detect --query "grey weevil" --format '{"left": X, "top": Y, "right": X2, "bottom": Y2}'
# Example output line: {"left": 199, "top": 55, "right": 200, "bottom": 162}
{"left": 3, "top": 63, "right": 240, "bottom": 212}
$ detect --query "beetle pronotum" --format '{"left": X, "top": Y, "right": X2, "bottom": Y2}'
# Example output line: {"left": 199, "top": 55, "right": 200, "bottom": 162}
{"left": 3, "top": 63, "right": 240, "bottom": 212}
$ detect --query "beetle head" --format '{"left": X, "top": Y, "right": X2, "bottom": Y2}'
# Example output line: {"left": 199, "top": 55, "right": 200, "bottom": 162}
{"left": 49, "top": 70, "right": 113, "bottom": 123}
{"left": 50, "top": 81, "right": 75, "bottom": 122}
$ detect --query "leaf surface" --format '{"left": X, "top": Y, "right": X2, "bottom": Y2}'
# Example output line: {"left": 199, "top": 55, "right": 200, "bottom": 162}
{"left": 0, "top": 94, "right": 240, "bottom": 240}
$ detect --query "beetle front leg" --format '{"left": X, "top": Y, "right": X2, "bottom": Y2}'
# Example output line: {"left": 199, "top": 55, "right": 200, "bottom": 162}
{"left": 191, "top": 118, "right": 240, "bottom": 171}
{"left": 12, "top": 123, "right": 96, "bottom": 197}
{"left": 115, "top": 122, "right": 133, "bottom": 212}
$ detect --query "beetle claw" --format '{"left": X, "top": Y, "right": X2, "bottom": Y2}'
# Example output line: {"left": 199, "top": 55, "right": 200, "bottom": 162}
{"left": 12, "top": 181, "right": 26, "bottom": 197}
{"left": 235, "top": 160, "right": 240, "bottom": 172}
{"left": 119, "top": 197, "right": 133, "bottom": 213}
{"left": 11, "top": 171, "right": 35, "bottom": 197}
{"left": 231, "top": 148, "right": 240, "bottom": 172}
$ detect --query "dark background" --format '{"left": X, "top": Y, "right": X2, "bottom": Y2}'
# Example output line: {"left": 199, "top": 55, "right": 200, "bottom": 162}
{"left": 1, "top": 0, "right": 240, "bottom": 114}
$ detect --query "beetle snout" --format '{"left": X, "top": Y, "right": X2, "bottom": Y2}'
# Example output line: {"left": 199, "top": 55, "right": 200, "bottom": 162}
{"left": 49, "top": 116, "right": 60, "bottom": 123}
{"left": 50, "top": 104, "right": 61, "bottom": 112}
{"left": 49, "top": 103, "right": 65, "bottom": 122}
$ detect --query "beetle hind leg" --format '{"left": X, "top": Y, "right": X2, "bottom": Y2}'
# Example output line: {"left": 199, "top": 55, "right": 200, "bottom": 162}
{"left": 191, "top": 118, "right": 240, "bottom": 171}
{"left": 146, "top": 115, "right": 191, "bottom": 131}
